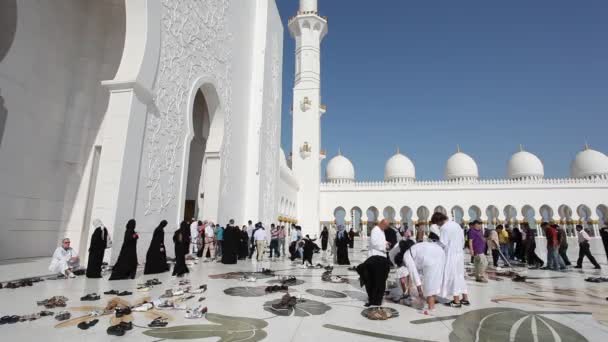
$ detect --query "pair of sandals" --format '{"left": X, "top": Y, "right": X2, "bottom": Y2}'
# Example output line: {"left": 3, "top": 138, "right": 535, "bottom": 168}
{"left": 148, "top": 317, "right": 168, "bottom": 327}
{"left": 367, "top": 308, "right": 393, "bottom": 320}
{"left": 104, "top": 290, "right": 132, "bottom": 296}
{"left": 77, "top": 319, "right": 99, "bottom": 330}
{"left": 80, "top": 293, "right": 100, "bottom": 301}
{"left": 106, "top": 321, "right": 132, "bottom": 336}
{"left": 37, "top": 296, "right": 68, "bottom": 308}
{"left": 271, "top": 293, "right": 298, "bottom": 310}
{"left": 0, "top": 315, "right": 21, "bottom": 324}
{"left": 115, "top": 307, "right": 132, "bottom": 318}
{"left": 265, "top": 285, "right": 289, "bottom": 293}
{"left": 445, "top": 300, "right": 470, "bottom": 308}
{"left": 54, "top": 311, "right": 71, "bottom": 321}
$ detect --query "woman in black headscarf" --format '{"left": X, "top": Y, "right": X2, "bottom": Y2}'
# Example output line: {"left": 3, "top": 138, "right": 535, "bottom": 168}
{"left": 86, "top": 221, "right": 108, "bottom": 278}
{"left": 238, "top": 225, "right": 249, "bottom": 260}
{"left": 335, "top": 225, "right": 350, "bottom": 265}
{"left": 144, "top": 220, "right": 169, "bottom": 275}
{"left": 109, "top": 219, "right": 139, "bottom": 280}
{"left": 172, "top": 221, "right": 190, "bottom": 277}
{"left": 320, "top": 226, "right": 329, "bottom": 252}
{"left": 221, "top": 221, "right": 239, "bottom": 264}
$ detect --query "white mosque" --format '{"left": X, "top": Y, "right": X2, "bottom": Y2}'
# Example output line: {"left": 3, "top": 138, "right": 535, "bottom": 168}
{"left": 0, "top": 0, "right": 606, "bottom": 263}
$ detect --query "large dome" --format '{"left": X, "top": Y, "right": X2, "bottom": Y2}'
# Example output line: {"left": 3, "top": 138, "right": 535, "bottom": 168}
{"left": 507, "top": 148, "right": 544, "bottom": 179}
{"left": 326, "top": 150, "right": 355, "bottom": 183}
{"left": 445, "top": 149, "right": 479, "bottom": 180}
{"left": 570, "top": 146, "right": 608, "bottom": 179}
{"left": 384, "top": 150, "right": 415, "bottom": 182}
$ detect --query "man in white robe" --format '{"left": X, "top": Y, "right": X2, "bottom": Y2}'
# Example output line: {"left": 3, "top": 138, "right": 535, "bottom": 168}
{"left": 356, "top": 219, "right": 391, "bottom": 307}
{"left": 432, "top": 212, "right": 470, "bottom": 307}
{"left": 402, "top": 241, "right": 446, "bottom": 312}
{"left": 190, "top": 219, "right": 200, "bottom": 257}
{"left": 49, "top": 238, "right": 80, "bottom": 278}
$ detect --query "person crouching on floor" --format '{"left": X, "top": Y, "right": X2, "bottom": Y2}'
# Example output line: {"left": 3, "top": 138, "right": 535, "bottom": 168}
{"left": 49, "top": 238, "right": 80, "bottom": 278}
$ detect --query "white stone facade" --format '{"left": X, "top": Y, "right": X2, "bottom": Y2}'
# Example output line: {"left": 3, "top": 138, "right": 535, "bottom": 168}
{"left": 0, "top": 0, "right": 285, "bottom": 262}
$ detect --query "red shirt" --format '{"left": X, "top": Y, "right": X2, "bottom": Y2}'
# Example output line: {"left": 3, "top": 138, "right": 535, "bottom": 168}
{"left": 545, "top": 227, "right": 558, "bottom": 247}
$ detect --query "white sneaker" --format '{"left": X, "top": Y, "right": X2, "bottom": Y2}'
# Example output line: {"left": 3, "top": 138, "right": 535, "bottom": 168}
{"left": 68, "top": 273, "right": 76, "bottom": 279}
{"left": 132, "top": 302, "right": 153, "bottom": 312}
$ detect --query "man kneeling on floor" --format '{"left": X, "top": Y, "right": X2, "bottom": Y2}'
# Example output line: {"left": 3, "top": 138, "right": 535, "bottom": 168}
{"left": 49, "top": 238, "right": 80, "bottom": 278}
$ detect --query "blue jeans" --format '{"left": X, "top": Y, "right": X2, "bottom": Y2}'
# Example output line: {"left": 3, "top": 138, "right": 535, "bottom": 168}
{"left": 500, "top": 244, "right": 510, "bottom": 260}
{"left": 547, "top": 246, "right": 565, "bottom": 270}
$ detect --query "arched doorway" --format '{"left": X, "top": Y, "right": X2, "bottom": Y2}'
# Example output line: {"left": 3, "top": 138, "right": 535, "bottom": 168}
{"left": 179, "top": 82, "right": 224, "bottom": 223}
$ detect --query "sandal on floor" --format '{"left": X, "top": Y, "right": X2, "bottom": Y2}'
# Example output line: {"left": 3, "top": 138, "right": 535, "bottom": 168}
{"left": 460, "top": 299, "right": 470, "bottom": 306}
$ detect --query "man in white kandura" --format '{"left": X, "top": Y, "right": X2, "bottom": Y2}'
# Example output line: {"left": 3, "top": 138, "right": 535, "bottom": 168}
{"left": 400, "top": 240, "right": 446, "bottom": 314}
{"left": 49, "top": 238, "right": 80, "bottom": 278}
{"left": 431, "top": 212, "right": 470, "bottom": 308}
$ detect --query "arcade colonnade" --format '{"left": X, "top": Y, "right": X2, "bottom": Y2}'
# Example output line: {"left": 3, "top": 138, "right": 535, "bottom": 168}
{"left": 320, "top": 178, "right": 608, "bottom": 238}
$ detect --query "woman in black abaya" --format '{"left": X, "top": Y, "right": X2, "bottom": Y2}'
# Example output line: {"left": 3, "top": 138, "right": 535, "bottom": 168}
{"left": 144, "top": 220, "right": 169, "bottom": 275}
{"left": 86, "top": 222, "right": 108, "bottom": 278}
{"left": 221, "top": 222, "right": 238, "bottom": 264}
{"left": 109, "top": 219, "right": 139, "bottom": 280}
{"left": 335, "top": 225, "right": 350, "bottom": 265}
{"left": 320, "top": 226, "right": 329, "bottom": 252}
{"left": 172, "top": 221, "right": 190, "bottom": 277}
{"left": 238, "top": 225, "right": 249, "bottom": 260}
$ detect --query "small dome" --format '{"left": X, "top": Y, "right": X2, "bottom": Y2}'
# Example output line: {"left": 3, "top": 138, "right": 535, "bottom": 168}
{"left": 326, "top": 150, "right": 355, "bottom": 183}
{"left": 507, "top": 147, "right": 544, "bottom": 179}
{"left": 570, "top": 146, "right": 608, "bottom": 179}
{"left": 445, "top": 148, "right": 479, "bottom": 180}
{"left": 384, "top": 150, "right": 415, "bottom": 181}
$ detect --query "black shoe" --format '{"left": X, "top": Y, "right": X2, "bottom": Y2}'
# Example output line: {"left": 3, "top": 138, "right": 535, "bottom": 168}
{"left": 460, "top": 300, "right": 470, "bottom": 306}
{"left": 115, "top": 307, "right": 132, "bottom": 318}
{"left": 77, "top": 321, "right": 90, "bottom": 330}
{"left": 104, "top": 290, "right": 120, "bottom": 295}
{"left": 39, "top": 311, "right": 54, "bottom": 317}
{"left": 0, "top": 316, "right": 9, "bottom": 325}
{"left": 117, "top": 291, "right": 132, "bottom": 296}
{"left": 80, "top": 293, "right": 100, "bottom": 301}
{"left": 148, "top": 317, "right": 168, "bottom": 328}
{"left": 106, "top": 324, "right": 125, "bottom": 336}
{"left": 594, "top": 266, "right": 601, "bottom": 269}
{"left": 574, "top": 266, "right": 582, "bottom": 269}
{"left": 364, "top": 303, "right": 371, "bottom": 307}
{"left": 119, "top": 321, "right": 133, "bottom": 331}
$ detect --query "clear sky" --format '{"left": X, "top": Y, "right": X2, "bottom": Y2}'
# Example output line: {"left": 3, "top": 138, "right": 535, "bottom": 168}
{"left": 277, "top": 0, "right": 608, "bottom": 181}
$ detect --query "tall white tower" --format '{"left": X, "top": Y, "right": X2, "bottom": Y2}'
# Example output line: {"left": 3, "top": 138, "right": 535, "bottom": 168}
{"left": 289, "top": 0, "right": 327, "bottom": 236}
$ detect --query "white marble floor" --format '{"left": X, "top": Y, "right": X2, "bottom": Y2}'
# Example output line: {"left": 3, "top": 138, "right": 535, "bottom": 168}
{"left": 1, "top": 241, "right": 608, "bottom": 342}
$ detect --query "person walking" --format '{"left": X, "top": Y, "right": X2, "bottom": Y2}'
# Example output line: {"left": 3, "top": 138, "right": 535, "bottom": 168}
{"left": 574, "top": 225, "right": 601, "bottom": 269}
{"left": 556, "top": 224, "right": 571, "bottom": 266}
{"left": 468, "top": 220, "right": 488, "bottom": 282}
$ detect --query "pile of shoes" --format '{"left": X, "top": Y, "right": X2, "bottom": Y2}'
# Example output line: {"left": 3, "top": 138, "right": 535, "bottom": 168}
{"left": 148, "top": 317, "right": 168, "bottom": 327}
{"left": 321, "top": 270, "right": 348, "bottom": 284}
{"left": 271, "top": 293, "right": 298, "bottom": 310}
{"left": 107, "top": 321, "right": 132, "bottom": 336}
{"left": 138, "top": 278, "right": 162, "bottom": 291}
{"left": 37, "top": 296, "right": 68, "bottom": 309}
{"left": 366, "top": 307, "right": 393, "bottom": 320}
{"left": 3, "top": 279, "right": 34, "bottom": 289}
{"left": 77, "top": 319, "right": 99, "bottom": 330}
{"left": 178, "top": 279, "right": 191, "bottom": 286}
{"left": 160, "top": 289, "right": 185, "bottom": 298}
{"left": 0, "top": 310, "right": 54, "bottom": 324}
{"left": 265, "top": 285, "right": 288, "bottom": 293}
{"left": 585, "top": 277, "right": 608, "bottom": 283}
{"left": 324, "top": 265, "right": 334, "bottom": 272}
{"left": 184, "top": 305, "right": 207, "bottom": 319}
{"left": 80, "top": 293, "right": 101, "bottom": 301}
{"left": 54, "top": 311, "right": 71, "bottom": 321}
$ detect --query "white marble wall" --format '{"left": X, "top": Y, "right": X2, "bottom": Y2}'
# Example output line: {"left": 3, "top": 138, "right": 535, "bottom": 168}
{"left": 0, "top": 0, "right": 125, "bottom": 260}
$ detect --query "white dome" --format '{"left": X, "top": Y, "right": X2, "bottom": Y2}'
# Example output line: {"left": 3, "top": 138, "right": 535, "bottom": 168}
{"left": 570, "top": 146, "right": 608, "bottom": 179}
{"left": 507, "top": 148, "right": 544, "bottom": 179}
{"left": 445, "top": 150, "right": 479, "bottom": 180}
{"left": 326, "top": 151, "right": 355, "bottom": 183}
{"left": 384, "top": 151, "right": 415, "bottom": 181}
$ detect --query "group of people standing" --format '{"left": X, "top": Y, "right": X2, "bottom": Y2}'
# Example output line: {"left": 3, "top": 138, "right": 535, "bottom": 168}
{"left": 356, "top": 212, "right": 469, "bottom": 314}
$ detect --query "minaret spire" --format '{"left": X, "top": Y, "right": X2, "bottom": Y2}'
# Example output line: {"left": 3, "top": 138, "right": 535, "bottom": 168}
{"left": 456, "top": 144, "right": 461, "bottom": 153}
{"left": 519, "top": 144, "right": 524, "bottom": 152}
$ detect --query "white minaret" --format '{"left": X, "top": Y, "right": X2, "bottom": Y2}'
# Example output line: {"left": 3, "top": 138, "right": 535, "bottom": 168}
{"left": 289, "top": 0, "right": 327, "bottom": 236}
